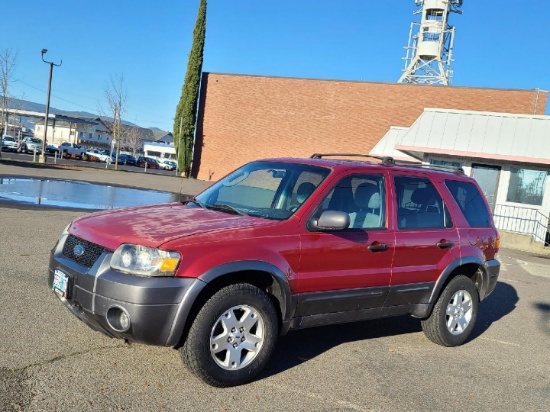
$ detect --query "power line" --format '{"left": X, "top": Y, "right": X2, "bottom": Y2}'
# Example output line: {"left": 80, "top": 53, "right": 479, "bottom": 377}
{"left": 15, "top": 79, "right": 98, "bottom": 112}
{"left": 14, "top": 79, "right": 173, "bottom": 129}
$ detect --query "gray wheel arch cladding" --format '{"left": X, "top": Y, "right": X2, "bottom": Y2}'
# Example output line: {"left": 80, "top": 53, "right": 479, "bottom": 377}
{"left": 165, "top": 261, "right": 293, "bottom": 347}
{"left": 429, "top": 256, "right": 488, "bottom": 305}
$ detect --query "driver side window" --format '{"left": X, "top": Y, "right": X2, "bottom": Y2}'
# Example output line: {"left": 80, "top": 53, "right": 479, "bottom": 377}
{"left": 318, "top": 174, "right": 386, "bottom": 229}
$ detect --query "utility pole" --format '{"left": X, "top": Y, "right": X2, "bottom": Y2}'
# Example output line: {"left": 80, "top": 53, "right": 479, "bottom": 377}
{"left": 40, "top": 49, "right": 62, "bottom": 163}
{"left": 114, "top": 107, "right": 124, "bottom": 171}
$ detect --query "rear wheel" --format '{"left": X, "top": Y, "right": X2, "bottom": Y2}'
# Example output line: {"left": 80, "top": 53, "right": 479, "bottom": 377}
{"left": 180, "top": 283, "right": 278, "bottom": 387}
{"left": 421, "top": 275, "right": 479, "bottom": 346}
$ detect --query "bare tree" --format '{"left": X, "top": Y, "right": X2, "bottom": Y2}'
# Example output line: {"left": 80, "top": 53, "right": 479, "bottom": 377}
{"left": 103, "top": 74, "right": 127, "bottom": 169}
{"left": 1, "top": 48, "right": 18, "bottom": 157}
{"left": 121, "top": 126, "right": 146, "bottom": 156}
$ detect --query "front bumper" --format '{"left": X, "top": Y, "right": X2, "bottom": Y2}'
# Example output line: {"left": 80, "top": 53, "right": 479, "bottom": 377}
{"left": 48, "top": 234, "right": 205, "bottom": 347}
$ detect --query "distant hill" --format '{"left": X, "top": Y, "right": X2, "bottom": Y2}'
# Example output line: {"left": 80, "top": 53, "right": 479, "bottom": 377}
{"left": 6, "top": 97, "right": 168, "bottom": 133}
{"left": 9, "top": 98, "right": 97, "bottom": 118}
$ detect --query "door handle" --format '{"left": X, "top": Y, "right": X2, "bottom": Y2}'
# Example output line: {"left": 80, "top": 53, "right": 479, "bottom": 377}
{"left": 368, "top": 242, "right": 389, "bottom": 252}
{"left": 436, "top": 240, "right": 454, "bottom": 249}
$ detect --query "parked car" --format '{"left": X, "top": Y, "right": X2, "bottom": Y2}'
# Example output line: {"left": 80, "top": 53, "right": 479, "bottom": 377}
{"left": 46, "top": 144, "right": 60, "bottom": 155}
{"left": 119, "top": 154, "right": 137, "bottom": 166}
{"left": 59, "top": 142, "right": 86, "bottom": 159}
{"left": 48, "top": 154, "right": 500, "bottom": 387}
{"left": 158, "top": 159, "right": 177, "bottom": 171}
{"left": 137, "top": 156, "right": 160, "bottom": 169}
{"left": 1, "top": 135, "right": 18, "bottom": 152}
{"left": 20, "top": 137, "right": 43, "bottom": 154}
{"left": 110, "top": 153, "right": 135, "bottom": 166}
{"left": 86, "top": 149, "right": 111, "bottom": 162}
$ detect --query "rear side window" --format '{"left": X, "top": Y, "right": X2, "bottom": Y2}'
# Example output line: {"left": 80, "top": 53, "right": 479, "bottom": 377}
{"left": 394, "top": 176, "right": 452, "bottom": 230}
{"left": 445, "top": 180, "right": 492, "bottom": 227}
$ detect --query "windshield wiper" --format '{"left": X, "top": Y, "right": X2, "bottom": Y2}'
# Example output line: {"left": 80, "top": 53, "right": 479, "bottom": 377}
{"left": 207, "top": 203, "right": 247, "bottom": 216}
{"left": 184, "top": 197, "right": 206, "bottom": 209}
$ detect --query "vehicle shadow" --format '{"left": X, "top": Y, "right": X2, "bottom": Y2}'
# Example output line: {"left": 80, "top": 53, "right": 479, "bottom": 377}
{"left": 261, "top": 281, "right": 519, "bottom": 380}
{"left": 534, "top": 302, "right": 550, "bottom": 336}
{"left": 468, "top": 281, "right": 518, "bottom": 340}
{"left": 261, "top": 315, "right": 422, "bottom": 379}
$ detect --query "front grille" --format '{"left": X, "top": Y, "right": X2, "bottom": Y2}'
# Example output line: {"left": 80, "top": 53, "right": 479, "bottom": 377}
{"left": 62, "top": 235, "right": 111, "bottom": 268}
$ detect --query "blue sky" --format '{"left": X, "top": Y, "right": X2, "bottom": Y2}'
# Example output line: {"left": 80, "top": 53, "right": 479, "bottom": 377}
{"left": 3, "top": 0, "right": 549, "bottom": 131}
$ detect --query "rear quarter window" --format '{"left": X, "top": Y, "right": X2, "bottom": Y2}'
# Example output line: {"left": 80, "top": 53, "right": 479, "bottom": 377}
{"left": 445, "top": 180, "right": 492, "bottom": 227}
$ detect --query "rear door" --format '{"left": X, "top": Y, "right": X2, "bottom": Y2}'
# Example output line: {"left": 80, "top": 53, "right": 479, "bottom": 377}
{"left": 388, "top": 174, "right": 460, "bottom": 306}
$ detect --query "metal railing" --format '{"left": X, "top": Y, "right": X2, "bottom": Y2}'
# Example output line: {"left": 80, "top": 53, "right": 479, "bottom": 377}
{"left": 493, "top": 204, "right": 549, "bottom": 244}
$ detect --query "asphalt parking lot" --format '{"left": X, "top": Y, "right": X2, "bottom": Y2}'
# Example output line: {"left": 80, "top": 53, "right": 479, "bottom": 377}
{"left": 0, "top": 162, "right": 549, "bottom": 411}
{"left": 0, "top": 151, "right": 181, "bottom": 177}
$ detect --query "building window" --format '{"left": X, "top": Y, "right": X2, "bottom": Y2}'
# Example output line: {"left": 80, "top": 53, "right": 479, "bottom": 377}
{"left": 430, "top": 159, "right": 461, "bottom": 168}
{"left": 37, "top": 125, "right": 42, "bottom": 132}
{"left": 79, "top": 132, "right": 84, "bottom": 138}
{"left": 70, "top": 130, "right": 74, "bottom": 136}
{"left": 507, "top": 167, "right": 546, "bottom": 206}
{"left": 89, "top": 133, "right": 92, "bottom": 139}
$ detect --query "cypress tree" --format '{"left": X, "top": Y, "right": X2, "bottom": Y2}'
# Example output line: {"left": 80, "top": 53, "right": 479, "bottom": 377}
{"left": 174, "top": 0, "right": 207, "bottom": 177}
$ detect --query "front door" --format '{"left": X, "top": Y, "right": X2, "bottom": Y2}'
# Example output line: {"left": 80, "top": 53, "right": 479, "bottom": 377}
{"left": 471, "top": 164, "right": 501, "bottom": 211}
{"left": 296, "top": 172, "right": 394, "bottom": 315}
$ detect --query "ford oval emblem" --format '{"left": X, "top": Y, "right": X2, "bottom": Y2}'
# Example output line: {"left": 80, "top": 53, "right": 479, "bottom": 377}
{"left": 73, "top": 244, "right": 85, "bottom": 257}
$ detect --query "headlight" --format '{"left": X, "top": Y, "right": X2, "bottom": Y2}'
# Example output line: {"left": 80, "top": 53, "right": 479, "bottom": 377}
{"left": 111, "top": 244, "right": 181, "bottom": 277}
{"left": 60, "top": 223, "right": 71, "bottom": 237}
{"left": 56, "top": 223, "right": 71, "bottom": 247}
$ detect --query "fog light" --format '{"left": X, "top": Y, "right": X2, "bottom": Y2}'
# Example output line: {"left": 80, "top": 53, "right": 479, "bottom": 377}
{"left": 106, "top": 306, "right": 131, "bottom": 332}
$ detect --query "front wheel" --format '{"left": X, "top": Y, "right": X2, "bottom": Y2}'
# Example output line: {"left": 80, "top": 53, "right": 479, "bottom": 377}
{"left": 422, "top": 275, "right": 479, "bottom": 346}
{"left": 180, "top": 283, "right": 278, "bottom": 387}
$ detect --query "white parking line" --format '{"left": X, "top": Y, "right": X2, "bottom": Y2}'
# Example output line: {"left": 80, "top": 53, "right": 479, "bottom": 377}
{"left": 265, "top": 382, "right": 370, "bottom": 411}
{"left": 498, "top": 277, "right": 518, "bottom": 283}
{"left": 480, "top": 337, "right": 520, "bottom": 347}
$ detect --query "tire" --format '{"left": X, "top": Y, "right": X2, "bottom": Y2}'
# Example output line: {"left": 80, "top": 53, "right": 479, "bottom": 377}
{"left": 180, "top": 283, "right": 278, "bottom": 387}
{"left": 421, "top": 275, "right": 479, "bottom": 347}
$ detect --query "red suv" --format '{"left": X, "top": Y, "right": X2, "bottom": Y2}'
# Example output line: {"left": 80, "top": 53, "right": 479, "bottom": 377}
{"left": 48, "top": 154, "right": 500, "bottom": 387}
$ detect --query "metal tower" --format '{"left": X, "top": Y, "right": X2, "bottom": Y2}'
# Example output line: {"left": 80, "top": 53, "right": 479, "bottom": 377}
{"left": 398, "top": 0, "right": 463, "bottom": 85}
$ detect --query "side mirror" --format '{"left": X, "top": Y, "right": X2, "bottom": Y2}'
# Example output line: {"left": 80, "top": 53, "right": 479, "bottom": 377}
{"left": 309, "top": 210, "right": 350, "bottom": 231}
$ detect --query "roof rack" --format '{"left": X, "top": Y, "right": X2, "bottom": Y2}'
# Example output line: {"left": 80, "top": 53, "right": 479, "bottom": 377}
{"left": 309, "top": 153, "right": 464, "bottom": 174}
{"left": 310, "top": 153, "right": 395, "bottom": 165}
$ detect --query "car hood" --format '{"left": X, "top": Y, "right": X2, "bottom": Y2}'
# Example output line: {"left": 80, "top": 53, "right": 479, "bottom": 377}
{"left": 69, "top": 203, "right": 276, "bottom": 250}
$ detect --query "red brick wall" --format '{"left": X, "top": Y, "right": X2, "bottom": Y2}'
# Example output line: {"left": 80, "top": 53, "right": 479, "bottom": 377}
{"left": 192, "top": 73, "right": 548, "bottom": 181}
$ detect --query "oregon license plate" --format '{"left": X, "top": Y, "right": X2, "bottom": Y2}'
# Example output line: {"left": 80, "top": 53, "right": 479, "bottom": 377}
{"left": 53, "top": 269, "right": 69, "bottom": 297}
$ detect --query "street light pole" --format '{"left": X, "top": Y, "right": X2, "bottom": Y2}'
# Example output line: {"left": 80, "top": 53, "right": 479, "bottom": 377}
{"left": 39, "top": 49, "right": 62, "bottom": 164}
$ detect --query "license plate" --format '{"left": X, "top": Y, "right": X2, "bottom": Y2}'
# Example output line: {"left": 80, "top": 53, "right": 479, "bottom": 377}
{"left": 53, "top": 269, "right": 69, "bottom": 297}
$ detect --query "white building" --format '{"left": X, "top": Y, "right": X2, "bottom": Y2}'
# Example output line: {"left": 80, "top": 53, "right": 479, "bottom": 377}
{"left": 33, "top": 116, "right": 110, "bottom": 148}
{"left": 143, "top": 141, "right": 176, "bottom": 160}
{"left": 371, "top": 108, "right": 550, "bottom": 243}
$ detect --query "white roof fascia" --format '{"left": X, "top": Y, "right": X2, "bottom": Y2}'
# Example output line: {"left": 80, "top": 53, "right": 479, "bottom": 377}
{"left": 395, "top": 108, "right": 550, "bottom": 166}
{"left": 369, "top": 126, "right": 420, "bottom": 163}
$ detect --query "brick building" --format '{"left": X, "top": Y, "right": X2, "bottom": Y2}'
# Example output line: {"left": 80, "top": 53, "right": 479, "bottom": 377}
{"left": 192, "top": 72, "right": 548, "bottom": 181}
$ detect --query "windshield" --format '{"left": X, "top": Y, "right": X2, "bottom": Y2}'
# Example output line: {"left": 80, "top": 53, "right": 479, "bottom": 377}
{"left": 193, "top": 161, "right": 330, "bottom": 220}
